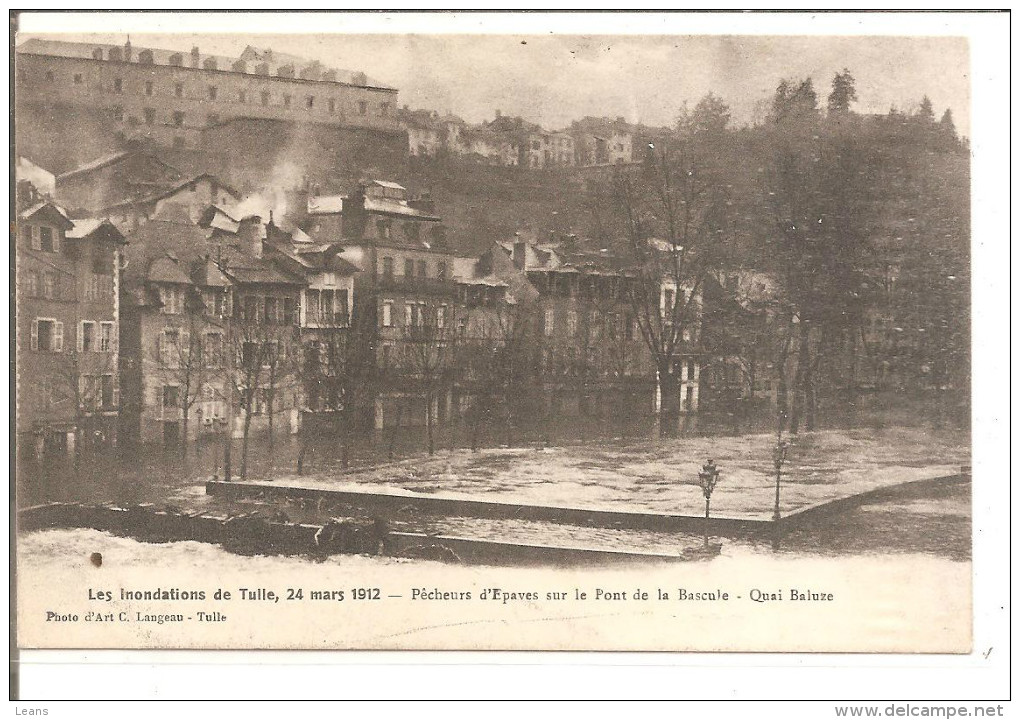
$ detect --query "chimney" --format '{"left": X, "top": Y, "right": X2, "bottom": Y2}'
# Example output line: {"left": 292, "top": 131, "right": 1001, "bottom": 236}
{"left": 342, "top": 185, "right": 368, "bottom": 239}
{"left": 238, "top": 215, "right": 263, "bottom": 258}
{"left": 513, "top": 235, "right": 527, "bottom": 270}
{"left": 191, "top": 46, "right": 200, "bottom": 68}
{"left": 124, "top": 37, "right": 132, "bottom": 62}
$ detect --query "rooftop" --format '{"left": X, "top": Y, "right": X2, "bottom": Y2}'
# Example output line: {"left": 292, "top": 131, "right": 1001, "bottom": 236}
{"left": 16, "top": 38, "right": 395, "bottom": 92}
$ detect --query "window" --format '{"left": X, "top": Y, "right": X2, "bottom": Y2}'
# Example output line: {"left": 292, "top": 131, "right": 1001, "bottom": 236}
{"left": 377, "top": 219, "right": 391, "bottom": 239}
{"left": 77, "top": 321, "right": 95, "bottom": 352}
{"left": 45, "top": 70, "right": 54, "bottom": 82}
{"left": 172, "top": 111, "right": 184, "bottom": 127}
{"left": 380, "top": 102, "right": 390, "bottom": 116}
{"left": 283, "top": 94, "right": 291, "bottom": 108}
{"left": 381, "top": 300, "right": 393, "bottom": 328}
{"left": 328, "top": 98, "right": 335, "bottom": 112}
{"left": 24, "top": 271, "right": 38, "bottom": 296}
{"left": 264, "top": 296, "right": 280, "bottom": 324}
{"left": 31, "top": 319, "right": 63, "bottom": 352}
{"left": 144, "top": 108, "right": 155, "bottom": 125}
{"left": 175, "top": 82, "right": 183, "bottom": 97}
{"left": 567, "top": 311, "right": 578, "bottom": 338}
{"left": 358, "top": 101, "right": 367, "bottom": 115}
{"left": 544, "top": 308, "right": 555, "bottom": 337}
{"left": 238, "top": 90, "right": 246, "bottom": 103}
{"left": 99, "top": 322, "right": 114, "bottom": 352}
{"left": 162, "top": 385, "right": 180, "bottom": 410}
{"left": 80, "top": 375, "right": 100, "bottom": 410}
{"left": 261, "top": 91, "right": 270, "bottom": 106}
{"left": 417, "top": 260, "right": 427, "bottom": 278}
{"left": 437, "top": 305, "right": 446, "bottom": 329}
{"left": 204, "top": 333, "right": 222, "bottom": 368}
{"left": 306, "top": 95, "right": 314, "bottom": 108}
{"left": 39, "top": 227, "right": 55, "bottom": 252}
{"left": 113, "top": 106, "right": 124, "bottom": 121}
{"left": 382, "top": 257, "right": 394, "bottom": 278}
{"left": 159, "top": 286, "right": 185, "bottom": 314}
{"left": 400, "top": 259, "right": 412, "bottom": 278}
{"left": 93, "top": 48, "right": 104, "bottom": 60}
{"left": 203, "top": 290, "right": 225, "bottom": 317}
{"left": 42, "top": 272, "right": 56, "bottom": 299}
{"left": 663, "top": 288, "right": 675, "bottom": 316}
{"left": 145, "top": 80, "right": 153, "bottom": 96}
{"left": 101, "top": 375, "right": 114, "bottom": 408}
{"left": 160, "top": 329, "right": 180, "bottom": 367}
{"left": 207, "top": 113, "right": 220, "bottom": 125}
{"left": 437, "top": 261, "right": 447, "bottom": 280}
{"left": 243, "top": 295, "right": 260, "bottom": 323}
{"left": 241, "top": 342, "right": 258, "bottom": 370}
{"left": 283, "top": 296, "right": 297, "bottom": 325}
{"left": 114, "top": 78, "right": 122, "bottom": 93}
{"left": 336, "top": 290, "right": 349, "bottom": 324}
{"left": 208, "top": 85, "right": 217, "bottom": 100}
{"left": 404, "top": 304, "right": 414, "bottom": 327}
{"left": 74, "top": 73, "right": 83, "bottom": 85}
{"left": 22, "top": 225, "right": 34, "bottom": 247}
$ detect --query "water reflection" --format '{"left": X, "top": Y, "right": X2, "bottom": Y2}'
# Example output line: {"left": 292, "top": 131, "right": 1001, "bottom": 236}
{"left": 19, "top": 392, "right": 968, "bottom": 507}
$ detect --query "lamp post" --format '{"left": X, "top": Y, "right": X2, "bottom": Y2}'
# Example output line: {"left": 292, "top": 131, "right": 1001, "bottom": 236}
{"left": 772, "top": 426, "right": 789, "bottom": 522}
{"left": 698, "top": 459, "right": 721, "bottom": 547}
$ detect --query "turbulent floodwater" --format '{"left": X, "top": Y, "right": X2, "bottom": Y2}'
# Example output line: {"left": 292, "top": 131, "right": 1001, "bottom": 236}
{"left": 16, "top": 394, "right": 970, "bottom": 562}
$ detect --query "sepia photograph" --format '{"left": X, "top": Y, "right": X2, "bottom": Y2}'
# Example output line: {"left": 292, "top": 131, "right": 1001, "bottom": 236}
{"left": 11, "top": 12, "right": 1004, "bottom": 689}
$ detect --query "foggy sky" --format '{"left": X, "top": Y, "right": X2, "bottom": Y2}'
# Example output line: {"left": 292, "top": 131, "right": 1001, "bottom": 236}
{"left": 17, "top": 32, "right": 971, "bottom": 136}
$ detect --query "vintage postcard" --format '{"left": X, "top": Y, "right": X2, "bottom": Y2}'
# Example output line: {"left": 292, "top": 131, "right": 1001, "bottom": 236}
{"left": 13, "top": 11, "right": 986, "bottom": 658}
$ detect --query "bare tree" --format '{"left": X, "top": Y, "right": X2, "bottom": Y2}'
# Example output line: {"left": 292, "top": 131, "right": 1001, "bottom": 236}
{"left": 299, "top": 296, "right": 377, "bottom": 471}
{"left": 260, "top": 320, "right": 300, "bottom": 461}
{"left": 607, "top": 130, "right": 730, "bottom": 432}
{"left": 398, "top": 301, "right": 459, "bottom": 456}
{"left": 150, "top": 304, "right": 211, "bottom": 453}
{"left": 225, "top": 312, "right": 269, "bottom": 481}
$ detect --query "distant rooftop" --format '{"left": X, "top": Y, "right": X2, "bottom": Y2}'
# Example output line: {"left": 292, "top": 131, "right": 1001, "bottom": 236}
{"left": 16, "top": 38, "right": 395, "bottom": 91}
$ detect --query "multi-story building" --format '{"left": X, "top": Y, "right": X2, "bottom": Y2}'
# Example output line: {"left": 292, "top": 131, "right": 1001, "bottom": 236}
{"left": 119, "top": 209, "right": 306, "bottom": 447}
{"left": 501, "top": 234, "right": 655, "bottom": 415}
{"left": 570, "top": 116, "right": 634, "bottom": 167}
{"left": 398, "top": 107, "right": 443, "bottom": 158}
{"left": 15, "top": 38, "right": 400, "bottom": 156}
{"left": 500, "top": 232, "right": 703, "bottom": 415}
{"left": 459, "top": 124, "right": 520, "bottom": 166}
{"left": 522, "top": 130, "right": 576, "bottom": 169}
{"left": 15, "top": 182, "right": 126, "bottom": 458}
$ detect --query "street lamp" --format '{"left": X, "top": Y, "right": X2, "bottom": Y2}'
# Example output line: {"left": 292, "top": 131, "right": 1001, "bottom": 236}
{"left": 698, "top": 459, "right": 721, "bottom": 548}
{"left": 772, "top": 429, "right": 789, "bottom": 522}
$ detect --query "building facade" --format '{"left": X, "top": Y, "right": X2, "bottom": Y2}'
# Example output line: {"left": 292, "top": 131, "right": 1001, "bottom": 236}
{"left": 119, "top": 212, "right": 306, "bottom": 448}
{"left": 15, "top": 38, "right": 400, "bottom": 153}
{"left": 16, "top": 185, "right": 125, "bottom": 458}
